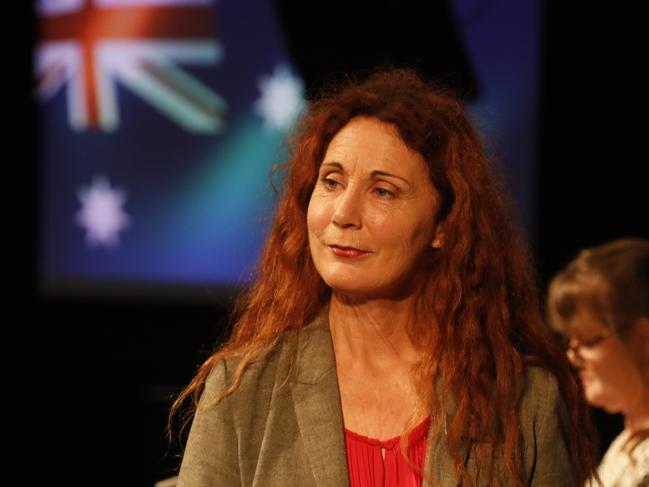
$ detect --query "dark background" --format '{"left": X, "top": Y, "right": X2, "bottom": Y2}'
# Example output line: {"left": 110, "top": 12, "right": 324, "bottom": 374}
{"left": 11, "top": 1, "right": 645, "bottom": 485}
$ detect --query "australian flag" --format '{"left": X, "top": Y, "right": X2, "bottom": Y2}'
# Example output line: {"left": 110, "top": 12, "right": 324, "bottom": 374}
{"left": 35, "top": 0, "right": 304, "bottom": 294}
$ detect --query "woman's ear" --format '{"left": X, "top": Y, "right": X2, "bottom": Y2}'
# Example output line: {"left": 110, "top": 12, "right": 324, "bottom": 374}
{"left": 634, "top": 317, "right": 649, "bottom": 358}
{"left": 431, "top": 226, "right": 445, "bottom": 249}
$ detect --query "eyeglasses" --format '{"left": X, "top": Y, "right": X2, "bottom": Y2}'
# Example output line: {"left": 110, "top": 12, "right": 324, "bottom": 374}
{"left": 560, "top": 333, "right": 612, "bottom": 355}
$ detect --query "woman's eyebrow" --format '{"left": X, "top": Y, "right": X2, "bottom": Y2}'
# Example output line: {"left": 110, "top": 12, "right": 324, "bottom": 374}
{"left": 370, "top": 170, "right": 411, "bottom": 186}
{"left": 321, "top": 162, "right": 410, "bottom": 183}
{"left": 320, "top": 161, "right": 344, "bottom": 171}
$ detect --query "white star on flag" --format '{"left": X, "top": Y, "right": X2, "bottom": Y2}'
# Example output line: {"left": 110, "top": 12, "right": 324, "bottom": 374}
{"left": 76, "top": 176, "right": 131, "bottom": 248}
{"left": 254, "top": 65, "right": 304, "bottom": 131}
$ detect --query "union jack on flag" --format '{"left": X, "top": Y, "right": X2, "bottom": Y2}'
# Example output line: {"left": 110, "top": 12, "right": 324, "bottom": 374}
{"left": 34, "top": 0, "right": 226, "bottom": 133}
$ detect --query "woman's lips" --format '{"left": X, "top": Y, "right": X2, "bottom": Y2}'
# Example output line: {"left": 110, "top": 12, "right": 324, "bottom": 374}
{"left": 328, "top": 245, "right": 369, "bottom": 258}
{"left": 579, "top": 372, "right": 593, "bottom": 384}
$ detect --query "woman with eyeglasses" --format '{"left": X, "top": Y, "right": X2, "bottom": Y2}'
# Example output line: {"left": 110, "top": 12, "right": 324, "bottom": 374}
{"left": 547, "top": 238, "right": 649, "bottom": 486}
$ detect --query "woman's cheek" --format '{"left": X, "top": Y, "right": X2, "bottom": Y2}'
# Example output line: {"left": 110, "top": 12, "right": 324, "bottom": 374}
{"left": 307, "top": 196, "right": 331, "bottom": 236}
{"left": 363, "top": 210, "right": 394, "bottom": 239}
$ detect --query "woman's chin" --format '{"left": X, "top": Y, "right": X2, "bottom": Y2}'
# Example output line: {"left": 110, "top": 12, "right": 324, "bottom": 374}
{"left": 328, "top": 283, "right": 375, "bottom": 298}
{"left": 327, "top": 281, "right": 398, "bottom": 300}
{"left": 321, "top": 273, "right": 375, "bottom": 294}
{"left": 585, "top": 389, "right": 620, "bottom": 413}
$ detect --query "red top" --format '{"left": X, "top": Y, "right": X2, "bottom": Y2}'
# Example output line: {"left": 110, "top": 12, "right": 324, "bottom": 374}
{"left": 343, "top": 415, "right": 431, "bottom": 487}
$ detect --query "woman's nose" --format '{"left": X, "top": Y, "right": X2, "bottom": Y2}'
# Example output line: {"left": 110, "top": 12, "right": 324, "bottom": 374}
{"left": 566, "top": 344, "right": 584, "bottom": 368}
{"left": 332, "top": 187, "right": 362, "bottom": 229}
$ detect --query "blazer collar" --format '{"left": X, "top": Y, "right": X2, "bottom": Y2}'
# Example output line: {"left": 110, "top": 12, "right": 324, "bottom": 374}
{"left": 291, "top": 307, "right": 350, "bottom": 487}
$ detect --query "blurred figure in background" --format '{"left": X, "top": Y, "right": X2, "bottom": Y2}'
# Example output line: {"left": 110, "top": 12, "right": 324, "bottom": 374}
{"left": 548, "top": 238, "right": 649, "bottom": 486}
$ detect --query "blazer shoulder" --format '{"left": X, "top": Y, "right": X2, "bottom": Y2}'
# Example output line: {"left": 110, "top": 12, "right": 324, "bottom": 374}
{"left": 202, "top": 336, "right": 294, "bottom": 407}
{"left": 519, "top": 365, "right": 576, "bottom": 486}
{"left": 521, "top": 366, "right": 561, "bottom": 401}
{"left": 518, "top": 365, "right": 564, "bottom": 428}
{"left": 202, "top": 308, "right": 330, "bottom": 405}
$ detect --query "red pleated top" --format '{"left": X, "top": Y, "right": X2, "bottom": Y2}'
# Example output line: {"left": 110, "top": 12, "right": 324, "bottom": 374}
{"left": 343, "top": 415, "right": 431, "bottom": 487}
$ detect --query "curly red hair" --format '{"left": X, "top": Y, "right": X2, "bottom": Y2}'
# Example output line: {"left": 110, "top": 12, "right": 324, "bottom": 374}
{"left": 170, "top": 68, "right": 598, "bottom": 486}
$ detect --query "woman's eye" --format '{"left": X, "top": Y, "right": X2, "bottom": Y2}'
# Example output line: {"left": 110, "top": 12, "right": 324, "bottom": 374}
{"left": 582, "top": 334, "right": 610, "bottom": 348}
{"left": 323, "top": 178, "right": 339, "bottom": 189}
{"left": 374, "top": 187, "right": 393, "bottom": 198}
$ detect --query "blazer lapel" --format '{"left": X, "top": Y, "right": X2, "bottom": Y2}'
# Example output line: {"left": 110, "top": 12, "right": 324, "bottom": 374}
{"left": 422, "top": 380, "right": 472, "bottom": 487}
{"left": 291, "top": 310, "right": 350, "bottom": 487}
{"left": 423, "top": 421, "right": 467, "bottom": 487}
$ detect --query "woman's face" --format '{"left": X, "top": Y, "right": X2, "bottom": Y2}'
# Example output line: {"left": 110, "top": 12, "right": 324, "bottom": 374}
{"left": 565, "top": 307, "right": 644, "bottom": 413}
{"left": 307, "top": 116, "right": 442, "bottom": 298}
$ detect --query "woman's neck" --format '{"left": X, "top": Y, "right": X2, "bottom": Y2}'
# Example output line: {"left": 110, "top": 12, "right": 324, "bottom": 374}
{"left": 625, "top": 378, "right": 649, "bottom": 434}
{"left": 328, "top": 291, "right": 422, "bottom": 373}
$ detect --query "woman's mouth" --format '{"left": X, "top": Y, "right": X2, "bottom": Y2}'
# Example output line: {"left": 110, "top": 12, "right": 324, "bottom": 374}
{"left": 579, "top": 371, "right": 593, "bottom": 384}
{"left": 328, "top": 245, "right": 369, "bottom": 258}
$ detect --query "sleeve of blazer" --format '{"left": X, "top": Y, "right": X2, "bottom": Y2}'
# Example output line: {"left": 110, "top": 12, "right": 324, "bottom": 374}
{"left": 177, "top": 360, "right": 241, "bottom": 487}
{"left": 528, "top": 369, "right": 576, "bottom": 487}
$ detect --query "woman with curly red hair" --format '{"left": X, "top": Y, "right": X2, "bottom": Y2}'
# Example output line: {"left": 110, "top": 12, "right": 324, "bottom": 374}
{"left": 170, "top": 68, "right": 598, "bottom": 486}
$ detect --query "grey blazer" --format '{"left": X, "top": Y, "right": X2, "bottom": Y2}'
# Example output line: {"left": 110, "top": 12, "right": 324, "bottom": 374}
{"left": 177, "top": 310, "right": 576, "bottom": 486}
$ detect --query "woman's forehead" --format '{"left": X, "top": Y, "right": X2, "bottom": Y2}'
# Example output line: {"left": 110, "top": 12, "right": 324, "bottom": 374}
{"left": 565, "top": 306, "right": 610, "bottom": 338}
{"left": 323, "top": 117, "right": 428, "bottom": 177}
